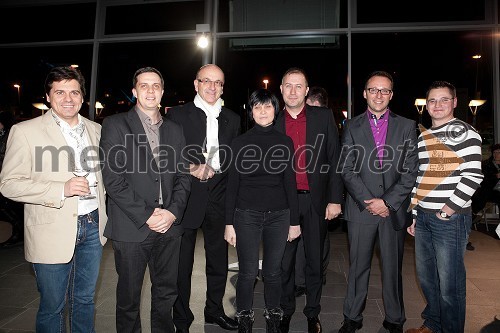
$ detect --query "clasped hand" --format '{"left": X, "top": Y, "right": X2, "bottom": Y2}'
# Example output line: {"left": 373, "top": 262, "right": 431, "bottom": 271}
{"left": 146, "top": 208, "right": 176, "bottom": 234}
{"left": 364, "top": 198, "right": 389, "bottom": 217}
{"left": 190, "top": 163, "right": 215, "bottom": 181}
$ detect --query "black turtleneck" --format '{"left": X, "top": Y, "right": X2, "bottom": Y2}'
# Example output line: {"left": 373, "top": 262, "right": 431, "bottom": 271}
{"left": 225, "top": 123, "right": 299, "bottom": 226}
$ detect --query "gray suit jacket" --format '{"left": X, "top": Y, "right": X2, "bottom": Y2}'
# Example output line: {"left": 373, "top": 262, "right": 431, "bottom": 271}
{"left": 341, "top": 111, "right": 418, "bottom": 230}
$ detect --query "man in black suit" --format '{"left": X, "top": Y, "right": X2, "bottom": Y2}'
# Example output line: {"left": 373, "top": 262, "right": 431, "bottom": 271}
{"left": 338, "top": 71, "right": 418, "bottom": 333}
{"left": 167, "top": 64, "right": 240, "bottom": 332}
{"left": 100, "top": 67, "right": 191, "bottom": 333}
{"left": 276, "top": 67, "right": 344, "bottom": 333}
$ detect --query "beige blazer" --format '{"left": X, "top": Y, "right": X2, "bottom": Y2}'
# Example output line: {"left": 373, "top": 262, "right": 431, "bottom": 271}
{"left": 0, "top": 111, "right": 107, "bottom": 264}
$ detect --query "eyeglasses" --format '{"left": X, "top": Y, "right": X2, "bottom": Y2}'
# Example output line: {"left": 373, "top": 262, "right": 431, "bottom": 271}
{"left": 197, "top": 78, "right": 224, "bottom": 88}
{"left": 366, "top": 87, "right": 392, "bottom": 95}
{"left": 427, "top": 97, "right": 454, "bottom": 106}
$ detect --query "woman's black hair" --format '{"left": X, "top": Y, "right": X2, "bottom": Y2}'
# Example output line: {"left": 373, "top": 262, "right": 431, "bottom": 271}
{"left": 247, "top": 88, "right": 280, "bottom": 121}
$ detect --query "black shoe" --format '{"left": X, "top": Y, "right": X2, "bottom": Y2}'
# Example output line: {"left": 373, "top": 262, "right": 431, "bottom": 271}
{"left": 280, "top": 314, "right": 292, "bottom": 333}
{"left": 466, "top": 242, "right": 475, "bottom": 251}
{"left": 175, "top": 329, "right": 189, "bottom": 333}
{"left": 382, "top": 320, "right": 403, "bottom": 333}
{"left": 204, "top": 312, "right": 238, "bottom": 330}
{"left": 295, "top": 285, "right": 306, "bottom": 297}
{"left": 307, "top": 316, "right": 322, "bottom": 333}
{"left": 338, "top": 318, "right": 363, "bottom": 333}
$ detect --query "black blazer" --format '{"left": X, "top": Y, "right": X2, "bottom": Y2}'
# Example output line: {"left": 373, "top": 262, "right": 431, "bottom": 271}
{"left": 100, "top": 108, "right": 191, "bottom": 242}
{"left": 340, "top": 111, "right": 418, "bottom": 230}
{"left": 166, "top": 101, "right": 241, "bottom": 229}
{"left": 275, "top": 105, "right": 344, "bottom": 215}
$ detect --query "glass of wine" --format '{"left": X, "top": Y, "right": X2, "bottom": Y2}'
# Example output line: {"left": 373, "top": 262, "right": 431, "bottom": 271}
{"left": 73, "top": 168, "right": 97, "bottom": 200}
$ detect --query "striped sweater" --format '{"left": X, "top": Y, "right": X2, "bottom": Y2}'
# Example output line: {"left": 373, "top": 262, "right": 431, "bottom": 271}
{"left": 410, "top": 119, "right": 483, "bottom": 218}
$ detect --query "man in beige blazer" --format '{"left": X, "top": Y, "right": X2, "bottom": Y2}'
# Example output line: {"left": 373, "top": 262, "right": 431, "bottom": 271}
{"left": 0, "top": 66, "right": 107, "bottom": 333}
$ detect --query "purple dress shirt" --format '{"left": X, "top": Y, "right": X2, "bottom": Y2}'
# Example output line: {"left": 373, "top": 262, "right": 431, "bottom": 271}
{"left": 367, "top": 109, "right": 389, "bottom": 166}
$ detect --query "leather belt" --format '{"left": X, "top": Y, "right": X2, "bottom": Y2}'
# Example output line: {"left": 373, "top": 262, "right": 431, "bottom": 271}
{"left": 297, "top": 190, "right": 310, "bottom": 194}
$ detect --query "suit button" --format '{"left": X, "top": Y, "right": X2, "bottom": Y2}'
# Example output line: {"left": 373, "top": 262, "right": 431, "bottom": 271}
{"left": 379, "top": 185, "right": 383, "bottom": 188}
{"left": 154, "top": 199, "right": 158, "bottom": 203}
{"left": 155, "top": 178, "right": 159, "bottom": 182}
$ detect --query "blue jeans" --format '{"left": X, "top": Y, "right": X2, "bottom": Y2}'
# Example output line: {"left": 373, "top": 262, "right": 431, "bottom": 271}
{"left": 33, "top": 209, "right": 102, "bottom": 333}
{"left": 234, "top": 208, "right": 289, "bottom": 311}
{"left": 415, "top": 209, "right": 471, "bottom": 333}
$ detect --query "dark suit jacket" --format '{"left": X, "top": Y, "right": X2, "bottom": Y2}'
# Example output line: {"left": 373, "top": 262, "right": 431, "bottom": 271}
{"left": 341, "top": 111, "right": 418, "bottom": 230}
{"left": 100, "top": 108, "right": 191, "bottom": 242}
{"left": 166, "top": 101, "right": 240, "bottom": 229}
{"left": 275, "top": 105, "right": 344, "bottom": 215}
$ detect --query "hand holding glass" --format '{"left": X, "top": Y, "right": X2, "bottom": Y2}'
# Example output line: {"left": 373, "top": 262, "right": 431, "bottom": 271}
{"left": 73, "top": 168, "right": 97, "bottom": 200}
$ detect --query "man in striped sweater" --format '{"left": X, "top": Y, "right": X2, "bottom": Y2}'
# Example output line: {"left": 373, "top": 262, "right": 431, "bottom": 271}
{"left": 406, "top": 81, "right": 483, "bottom": 333}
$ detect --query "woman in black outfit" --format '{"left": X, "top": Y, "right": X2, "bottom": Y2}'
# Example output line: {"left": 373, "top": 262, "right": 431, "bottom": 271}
{"left": 224, "top": 89, "right": 300, "bottom": 332}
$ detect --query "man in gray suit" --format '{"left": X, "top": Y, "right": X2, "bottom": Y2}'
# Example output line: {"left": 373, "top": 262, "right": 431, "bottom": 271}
{"left": 338, "top": 71, "right": 418, "bottom": 333}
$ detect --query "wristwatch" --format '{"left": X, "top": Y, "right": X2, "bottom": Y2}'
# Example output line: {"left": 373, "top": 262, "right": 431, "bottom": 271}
{"left": 439, "top": 210, "right": 451, "bottom": 219}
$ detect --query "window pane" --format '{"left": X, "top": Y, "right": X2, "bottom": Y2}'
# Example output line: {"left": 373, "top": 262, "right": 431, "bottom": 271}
{"left": 357, "top": 0, "right": 485, "bottom": 24}
{"left": 1, "top": 45, "right": 93, "bottom": 119}
{"left": 105, "top": 1, "right": 204, "bottom": 35}
{"left": 217, "top": 0, "right": 343, "bottom": 32}
{"left": 351, "top": 31, "right": 492, "bottom": 139}
{"left": 96, "top": 40, "right": 202, "bottom": 118}
{"left": 215, "top": 35, "right": 348, "bottom": 132}
{"left": 0, "top": 3, "right": 96, "bottom": 43}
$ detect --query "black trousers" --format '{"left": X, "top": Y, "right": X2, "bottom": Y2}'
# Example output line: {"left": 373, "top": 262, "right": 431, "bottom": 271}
{"left": 113, "top": 232, "right": 181, "bottom": 333}
{"left": 234, "top": 208, "right": 289, "bottom": 311}
{"left": 173, "top": 202, "right": 229, "bottom": 329}
{"left": 281, "top": 193, "right": 327, "bottom": 318}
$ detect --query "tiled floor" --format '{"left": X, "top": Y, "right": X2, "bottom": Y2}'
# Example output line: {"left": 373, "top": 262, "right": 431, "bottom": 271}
{"left": 0, "top": 220, "right": 499, "bottom": 333}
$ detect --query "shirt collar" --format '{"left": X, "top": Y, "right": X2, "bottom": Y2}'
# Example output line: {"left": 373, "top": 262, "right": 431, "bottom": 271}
{"left": 51, "top": 110, "right": 84, "bottom": 133}
{"left": 284, "top": 105, "right": 306, "bottom": 120}
{"left": 135, "top": 106, "right": 163, "bottom": 126}
{"left": 367, "top": 109, "right": 389, "bottom": 120}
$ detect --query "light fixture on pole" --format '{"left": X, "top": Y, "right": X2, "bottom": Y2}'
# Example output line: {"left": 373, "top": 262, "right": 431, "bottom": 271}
{"left": 13, "top": 84, "right": 20, "bottom": 105}
{"left": 468, "top": 99, "right": 486, "bottom": 128}
{"left": 414, "top": 98, "right": 426, "bottom": 124}
{"left": 472, "top": 54, "right": 482, "bottom": 99}
{"left": 95, "top": 101, "right": 104, "bottom": 117}
{"left": 32, "top": 103, "right": 49, "bottom": 114}
{"left": 196, "top": 24, "right": 210, "bottom": 49}
{"left": 263, "top": 79, "right": 269, "bottom": 89}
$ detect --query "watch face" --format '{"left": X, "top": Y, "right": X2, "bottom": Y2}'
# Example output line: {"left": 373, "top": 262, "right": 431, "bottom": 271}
{"left": 440, "top": 211, "right": 447, "bottom": 218}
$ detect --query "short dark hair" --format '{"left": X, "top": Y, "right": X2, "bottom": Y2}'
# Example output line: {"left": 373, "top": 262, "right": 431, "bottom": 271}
{"left": 426, "top": 81, "right": 456, "bottom": 99}
{"left": 364, "top": 71, "right": 394, "bottom": 90}
{"left": 281, "top": 67, "right": 309, "bottom": 86}
{"left": 133, "top": 67, "right": 164, "bottom": 88}
{"left": 248, "top": 89, "right": 280, "bottom": 120}
{"left": 491, "top": 143, "right": 500, "bottom": 154}
{"left": 307, "top": 86, "right": 329, "bottom": 107}
{"left": 44, "top": 66, "right": 86, "bottom": 97}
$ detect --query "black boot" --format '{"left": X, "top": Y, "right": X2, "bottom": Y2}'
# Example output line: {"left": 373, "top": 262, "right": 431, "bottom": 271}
{"left": 0, "top": 220, "right": 23, "bottom": 248}
{"left": 235, "top": 310, "right": 254, "bottom": 333}
{"left": 264, "top": 308, "right": 283, "bottom": 333}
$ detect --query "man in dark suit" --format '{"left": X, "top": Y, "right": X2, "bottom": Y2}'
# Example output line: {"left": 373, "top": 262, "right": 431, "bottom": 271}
{"left": 100, "top": 67, "right": 191, "bottom": 333}
{"left": 338, "top": 71, "right": 418, "bottom": 333}
{"left": 167, "top": 64, "right": 240, "bottom": 332}
{"left": 276, "top": 67, "right": 343, "bottom": 333}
